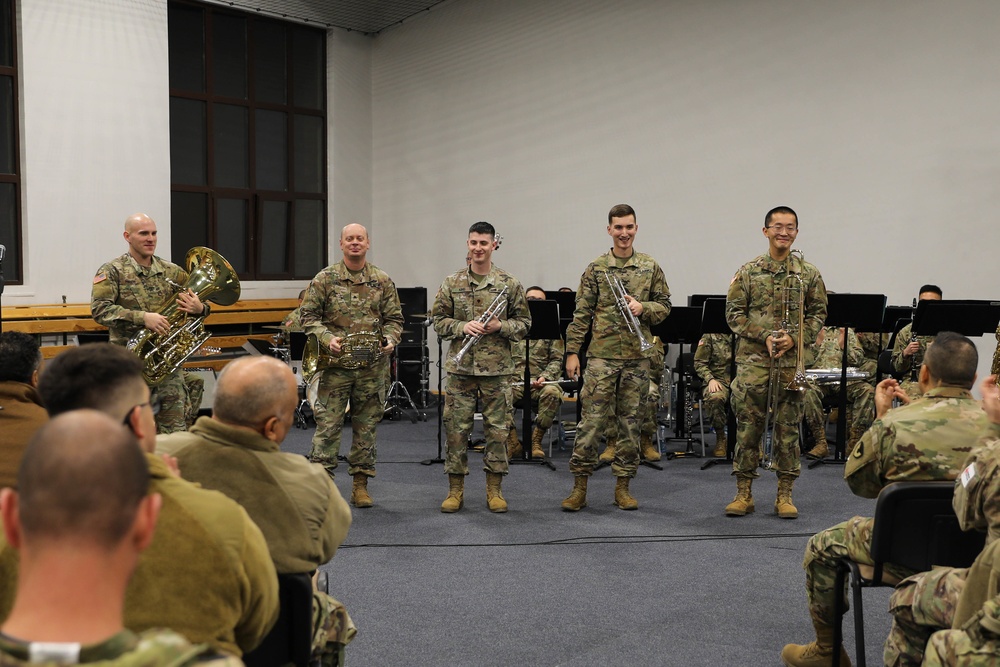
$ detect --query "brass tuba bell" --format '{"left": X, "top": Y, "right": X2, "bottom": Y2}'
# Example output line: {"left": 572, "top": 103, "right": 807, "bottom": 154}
{"left": 127, "top": 247, "right": 241, "bottom": 385}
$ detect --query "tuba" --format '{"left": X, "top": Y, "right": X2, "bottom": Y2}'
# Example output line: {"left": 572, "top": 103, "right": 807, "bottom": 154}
{"left": 127, "top": 247, "right": 240, "bottom": 385}
{"left": 302, "top": 331, "right": 384, "bottom": 381}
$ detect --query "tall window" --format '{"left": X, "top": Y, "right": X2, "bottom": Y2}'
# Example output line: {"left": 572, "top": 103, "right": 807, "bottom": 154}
{"left": 0, "top": 0, "right": 21, "bottom": 284}
{"left": 168, "top": 1, "right": 327, "bottom": 280}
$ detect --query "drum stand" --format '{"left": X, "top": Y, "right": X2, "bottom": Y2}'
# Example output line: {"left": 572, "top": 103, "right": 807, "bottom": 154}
{"left": 384, "top": 350, "right": 425, "bottom": 422}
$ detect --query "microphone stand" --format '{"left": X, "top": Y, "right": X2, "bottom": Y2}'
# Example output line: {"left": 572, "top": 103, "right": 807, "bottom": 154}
{"left": 421, "top": 333, "right": 445, "bottom": 465}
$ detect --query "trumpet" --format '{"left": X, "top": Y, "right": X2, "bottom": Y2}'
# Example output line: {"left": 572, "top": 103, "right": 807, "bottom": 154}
{"left": 761, "top": 250, "right": 808, "bottom": 470}
{"left": 605, "top": 272, "right": 653, "bottom": 352}
{"left": 451, "top": 286, "right": 508, "bottom": 365}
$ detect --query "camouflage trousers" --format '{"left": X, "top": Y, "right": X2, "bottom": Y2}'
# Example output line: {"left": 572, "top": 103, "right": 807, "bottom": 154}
{"left": 182, "top": 371, "right": 205, "bottom": 428}
{"left": 640, "top": 379, "right": 660, "bottom": 439}
{"left": 309, "top": 360, "right": 387, "bottom": 478}
{"left": 802, "top": 381, "right": 874, "bottom": 448}
{"left": 511, "top": 382, "right": 563, "bottom": 430}
{"left": 803, "top": 515, "right": 915, "bottom": 626}
{"left": 899, "top": 378, "right": 923, "bottom": 402}
{"left": 730, "top": 364, "right": 803, "bottom": 478}
{"left": 154, "top": 369, "right": 187, "bottom": 434}
{"left": 311, "top": 590, "right": 357, "bottom": 667}
{"left": 884, "top": 566, "right": 967, "bottom": 666}
{"left": 444, "top": 374, "right": 511, "bottom": 475}
{"left": 702, "top": 381, "right": 730, "bottom": 437}
{"left": 923, "top": 625, "right": 1000, "bottom": 667}
{"left": 569, "top": 357, "right": 650, "bottom": 478}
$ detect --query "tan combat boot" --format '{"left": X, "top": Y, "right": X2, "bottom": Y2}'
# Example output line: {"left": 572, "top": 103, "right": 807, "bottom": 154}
{"left": 780, "top": 619, "right": 852, "bottom": 667}
{"left": 486, "top": 472, "right": 508, "bottom": 513}
{"left": 561, "top": 476, "right": 588, "bottom": 511}
{"left": 614, "top": 476, "right": 638, "bottom": 510}
{"left": 712, "top": 431, "right": 728, "bottom": 458}
{"left": 351, "top": 473, "right": 373, "bottom": 508}
{"left": 776, "top": 475, "right": 798, "bottom": 519}
{"left": 440, "top": 474, "right": 464, "bottom": 513}
{"left": 506, "top": 428, "right": 522, "bottom": 459}
{"left": 598, "top": 437, "right": 616, "bottom": 464}
{"left": 724, "top": 477, "right": 755, "bottom": 516}
{"left": 640, "top": 434, "right": 661, "bottom": 462}
{"left": 530, "top": 427, "right": 547, "bottom": 459}
{"left": 805, "top": 419, "right": 828, "bottom": 459}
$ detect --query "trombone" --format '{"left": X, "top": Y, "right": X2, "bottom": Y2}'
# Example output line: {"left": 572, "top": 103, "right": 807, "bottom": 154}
{"left": 760, "top": 250, "right": 809, "bottom": 470}
{"left": 605, "top": 272, "right": 653, "bottom": 352}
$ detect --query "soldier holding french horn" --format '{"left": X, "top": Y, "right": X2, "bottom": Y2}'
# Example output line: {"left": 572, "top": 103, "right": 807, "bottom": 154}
{"left": 300, "top": 223, "right": 404, "bottom": 508}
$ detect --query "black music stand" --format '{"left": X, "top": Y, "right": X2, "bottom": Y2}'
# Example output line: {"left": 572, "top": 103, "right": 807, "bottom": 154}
{"left": 877, "top": 305, "right": 913, "bottom": 383}
{"left": 912, "top": 299, "right": 1000, "bottom": 339}
{"left": 511, "top": 299, "right": 559, "bottom": 471}
{"left": 653, "top": 306, "right": 701, "bottom": 463}
{"left": 698, "top": 298, "right": 737, "bottom": 470}
{"left": 808, "top": 294, "right": 886, "bottom": 468}
{"left": 421, "top": 333, "right": 446, "bottom": 466}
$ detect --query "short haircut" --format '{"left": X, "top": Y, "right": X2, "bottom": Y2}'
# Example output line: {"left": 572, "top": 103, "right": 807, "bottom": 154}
{"left": 608, "top": 204, "right": 636, "bottom": 223}
{"left": 0, "top": 332, "right": 42, "bottom": 384}
{"left": 17, "top": 410, "right": 149, "bottom": 549}
{"left": 468, "top": 221, "right": 495, "bottom": 238}
{"left": 923, "top": 331, "right": 977, "bottom": 388}
{"left": 213, "top": 358, "right": 290, "bottom": 429}
{"left": 918, "top": 284, "right": 943, "bottom": 298}
{"left": 297, "top": 289, "right": 307, "bottom": 300}
{"left": 525, "top": 285, "right": 545, "bottom": 295}
{"left": 37, "top": 344, "right": 145, "bottom": 416}
{"left": 764, "top": 206, "right": 798, "bottom": 227}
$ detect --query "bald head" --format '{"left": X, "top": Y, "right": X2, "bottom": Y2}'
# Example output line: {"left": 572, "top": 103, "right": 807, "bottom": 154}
{"left": 213, "top": 357, "right": 297, "bottom": 439}
{"left": 15, "top": 410, "right": 150, "bottom": 550}
{"left": 340, "top": 223, "right": 368, "bottom": 240}
{"left": 124, "top": 213, "right": 154, "bottom": 233}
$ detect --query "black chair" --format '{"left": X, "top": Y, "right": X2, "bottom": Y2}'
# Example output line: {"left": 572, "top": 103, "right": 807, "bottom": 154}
{"left": 832, "top": 481, "right": 986, "bottom": 667}
{"left": 244, "top": 572, "right": 315, "bottom": 667}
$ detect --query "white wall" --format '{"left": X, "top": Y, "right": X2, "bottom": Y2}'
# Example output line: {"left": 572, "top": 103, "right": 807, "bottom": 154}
{"left": 371, "top": 0, "right": 1000, "bottom": 381}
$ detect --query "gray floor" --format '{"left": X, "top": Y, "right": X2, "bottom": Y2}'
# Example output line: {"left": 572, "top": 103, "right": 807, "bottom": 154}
{"left": 284, "top": 406, "right": 892, "bottom": 667}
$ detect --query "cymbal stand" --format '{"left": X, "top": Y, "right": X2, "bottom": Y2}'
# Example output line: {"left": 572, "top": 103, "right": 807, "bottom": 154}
{"left": 384, "top": 350, "right": 423, "bottom": 423}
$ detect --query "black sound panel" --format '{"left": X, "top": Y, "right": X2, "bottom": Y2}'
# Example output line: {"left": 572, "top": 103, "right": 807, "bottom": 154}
{"left": 397, "top": 286, "right": 429, "bottom": 346}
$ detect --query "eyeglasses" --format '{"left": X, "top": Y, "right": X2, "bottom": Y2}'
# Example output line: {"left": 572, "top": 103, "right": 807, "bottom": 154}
{"left": 122, "top": 391, "right": 161, "bottom": 427}
{"left": 766, "top": 224, "right": 798, "bottom": 233}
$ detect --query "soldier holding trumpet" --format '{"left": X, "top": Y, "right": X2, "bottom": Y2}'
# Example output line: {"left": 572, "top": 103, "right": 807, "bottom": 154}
{"left": 432, "top": 222, "right": 529, "bottom": 513}
{"left": 724, "top": 206, "right": 827, "bottom": 519}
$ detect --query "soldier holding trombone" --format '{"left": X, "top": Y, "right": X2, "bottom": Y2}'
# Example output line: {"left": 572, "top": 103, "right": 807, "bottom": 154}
{"left": 561, "top": 204, "right": 671, "bottom": 512}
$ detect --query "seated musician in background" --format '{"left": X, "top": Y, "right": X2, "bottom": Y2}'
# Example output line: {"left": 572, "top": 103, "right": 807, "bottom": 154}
{"left": 693, "top": 332, "right": 733, "bottom": 458}
{"left": 0, "top": 332, "right": 46, "bottom": 489}
{"left": 781, "top": 332, "right": 986, "bottom": 667}
{"left": 801, "top": 326, "right": 874, "bottom": 460}
{"left": 280, "top": 288, "right": 308, "bottom": 333}
{"left": 158, "top": 356, "right": 356, "bottom": 665}
{"left": 854, "top": 331, "right": 885, "bottom": 386}
{"left": 507, "top": 286, "right": 564, "bottom": 461}
{"left": 883, "top": 374, "right": 1000, "bottom": 666}
{"left": 0, "top": 344, "right": 279, "bottom": 657}
{"left": 892, "top": 284, "right": 943, "bottom": 400}
{"left": 0, "top": 411, "right": 241, "bottom": 666}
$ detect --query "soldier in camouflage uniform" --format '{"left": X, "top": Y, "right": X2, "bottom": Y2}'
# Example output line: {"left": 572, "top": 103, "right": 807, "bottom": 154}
{"left": 182, "top": 371, "right": 204, "bottom": 428}
{"left": 280, "top": 289, "right": 308, "bottom": 333}
{"left": 433, "top": 221, "right": 530, "bottom": 513}
{"left": 300, "top": 224, "right": 404, "bottom": 509}
{"left": 0, "top": 412, "right": 242, "bottom": 667}
{"left": 725, "top": 207, "right": 827, "bottom": 520}
{"left": 561, "top": 204, "right": 671, "bottom": 512}
{"left": 91, "top": 213, "right": 209, "bottom": 434}
{"left": 781, "top": 332, "right": 986, "bottom": 667}
{"left": 855, "top": 331, "right": 886, "bottom": 386}
{"left": 694, "top": 332, "right": 733, "bottom": 458}
{"left": 598, "top": 336, "right": 665, "bottom": 464}
{"left": 882, "top": 374, "right": 1000, "bottom": 667}
{"left": 507, "top": 287, "right": 565, "bottom": 461}
{"left": 801, "top": 326, "right": 874, "bottom": 460}
{"left": 892, "top": 285, "right": 943, "bottom": 400}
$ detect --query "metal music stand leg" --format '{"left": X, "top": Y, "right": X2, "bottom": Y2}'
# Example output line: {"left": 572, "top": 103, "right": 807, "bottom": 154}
{"left": 421, "top": 334, "right": 445, "bottom": 465}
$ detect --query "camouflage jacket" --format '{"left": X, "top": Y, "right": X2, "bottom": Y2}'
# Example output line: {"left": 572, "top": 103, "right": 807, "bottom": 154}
{"left": 807, "top": 326, "right": 865, "bottom": 369}
{"left": 726, "top": 252, "right": 827, "bottom": 368}
{"left": 843, "top": 386, "right": 986, "bottom": 498}
{"left": 280, "top": 306, "right": 304, "bottom": 332}
{"left": 992, "top": 324, "right": 1000, "bottom": 377}
{"left": 299, "top": 261, "right": 404, "bottom": 369}
{"left": 855, "top": 331, "right": 887, "bottom": 377}
{"left": 694, "top": 333, "right": 733, "bottom": 386}
{"left": 954, "top": 422, "right": 1000, "bottom": 547}
{"left": 91, "top": 254, "right": 197, "bottom": 346}
{"left": 432, "top": 265, "right": 530, "bottom": 377}
{"left": 0, "top": 629, "right": 243, "bottom": 666}
{"left": 891, "top": 322, "right": 934, "bottom": 376}
{"left": 511, "top": 338, "right": 565, "bottom": 382}
{"left": 564, "top": 250, "right": 671, "bottom": 360}
{"left": 952, "top": 539, "right": 1000, "bottom": 633}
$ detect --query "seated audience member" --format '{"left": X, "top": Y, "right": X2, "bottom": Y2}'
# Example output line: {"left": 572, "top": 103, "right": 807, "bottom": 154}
{"left": 157, "top": 356, "right": 356, "bottom": 664}
{"left": 0, "top": 411, "right": 241, "bottom": 666}
{"left": 882, "top": 374, "right": 1000, "bottom": 666}
{"left": 508, "top": 287, "right": 565, "bottom": 461}
{"left": 0, "top": 333, "right": 46, "bottom": 489}
{"left": 0, "top": 344, "right": 278, "bottom": 657}
{"left": 693, "top": 332, "right": 733, "bottom": 458}
{"left": 781, "top": 332, "right": 987, "bottom": 667}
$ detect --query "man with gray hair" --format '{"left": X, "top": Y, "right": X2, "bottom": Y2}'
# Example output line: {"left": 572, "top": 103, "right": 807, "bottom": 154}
{"left": 0, "top": 332, "right": 46, "bottom": 489}
{"left": 0, "top": 411, "right": 241, "bottom": 665}
{"left": 158, "top": 356, "right": 355, "bottom": 665}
